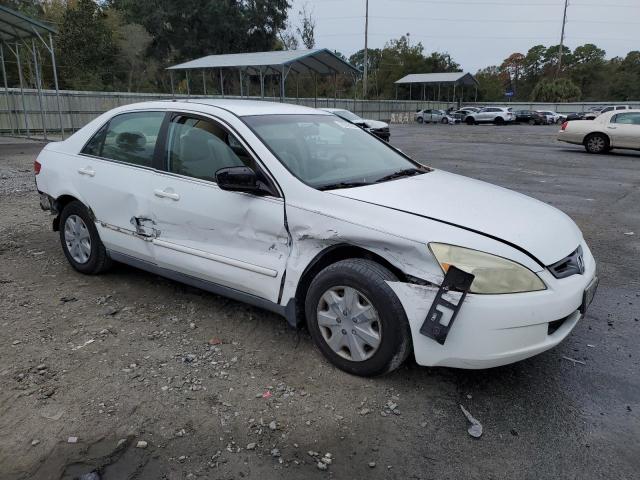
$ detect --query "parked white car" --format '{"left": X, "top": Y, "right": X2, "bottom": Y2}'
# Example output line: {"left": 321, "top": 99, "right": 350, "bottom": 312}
{"left": 415, "top": 109, "right": 457, "bottom": 124}
{"left": 536, "top": 111, "right": 564, "bottom": 124}
{"left": 463, "top": 107, "right": 514, "bottom": 125}
{"left": 558, "top": 109, "right": 640, "bottom": 153}
{"left": 321, "top": 108, "right": 390, "bottom": 141}
{"left": 34, "top": 100, "right": 598, "bottom": 375}
{"left": 584, "top": 105, "right": 630, "bottom": 120}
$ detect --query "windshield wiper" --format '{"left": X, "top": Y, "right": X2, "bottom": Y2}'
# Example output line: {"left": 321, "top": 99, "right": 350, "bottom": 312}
{"left": 317, "top": 181, "right": 372, "bottom": 191}
{"left": 374, "top": 167, "right": 426, "bottom": 183}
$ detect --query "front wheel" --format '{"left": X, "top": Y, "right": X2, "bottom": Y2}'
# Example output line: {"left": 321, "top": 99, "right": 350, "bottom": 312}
{"left": 59, "top": 201, "right": 112, "bottom": 274}
{"left": 466, "top": 117, "right": 475, "bottom": 125}
{"left": 416, "top": 116, "right": 424, "bottom": 124}
{"left": 584, "top": 133, "right": 609, "bottom": 154}
{"left": 305, "top": 259, "right": 412, "bottom": 376}
{"left": 441, "top": 117, "right": 449, "bottom": 124}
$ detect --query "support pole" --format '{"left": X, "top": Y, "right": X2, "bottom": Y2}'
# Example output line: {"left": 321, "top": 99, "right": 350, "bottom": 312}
{"left": 259, "top": 69, "right": 264, "bottom": 98}
{"left": 557, "top": 0, "right": 569, "bottom": 77}
{"left": 170, "top": 70, "right": 175, "bottom": 97}
{"left": 333, "top": 72, "right": 337, "bottom": 107}
{"left": 219, "top": 69, "right": 224, "bottom": 97}
{"left": 314, "top": 73, "right": 318, "bottom": 108}
{"left": 475, "top": 85, "right": 478, "bottom": 102}
{"left": 202, "top": 70, "right": 207, "bottom": 95}
{"left": 32, "top": 39, "right": 47, "bottom": 139}
{"left": 239, "top": 69, "right": 244, "bottom": 97}
{"left": 185, "top": 70, "right": 190, "bottom": 96}
{"left": 280, "top": 66, "right": 285, "bottom": 102}
{"left": 296, "top": 74, "right": 299, "bottom": 104}
{"left": 0, "top": 43, "right": 15, "bottom": 135}
{"left": 363, "top": 0, "right": 369, "bottom": 99}
{"left": 15, "top": 43, "right": 30, "bottom": 138}
{"left": 48, "top": 34, "right": 64, "bottom": 138}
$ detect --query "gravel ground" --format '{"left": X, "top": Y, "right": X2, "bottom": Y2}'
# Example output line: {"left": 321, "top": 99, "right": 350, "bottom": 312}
{"left": 0, "top": 124, "right": 638, "bottom": 480}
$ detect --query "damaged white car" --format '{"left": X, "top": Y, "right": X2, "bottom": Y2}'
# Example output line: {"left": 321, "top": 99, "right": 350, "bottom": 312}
{"left": 35, "top": 100, "right": 598, "bottom": 376}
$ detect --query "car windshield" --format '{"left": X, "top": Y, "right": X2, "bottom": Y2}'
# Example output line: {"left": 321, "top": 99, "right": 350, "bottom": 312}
{"left": 331, "top": 109, "right": 363, "bottom": 123}
{"left": 244, "top": 114, "right": 429, "bottom": 189}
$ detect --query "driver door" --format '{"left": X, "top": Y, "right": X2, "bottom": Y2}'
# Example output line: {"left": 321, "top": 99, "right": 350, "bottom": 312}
{"left": 149, "top": 112, "right": 289, "bottom": 302}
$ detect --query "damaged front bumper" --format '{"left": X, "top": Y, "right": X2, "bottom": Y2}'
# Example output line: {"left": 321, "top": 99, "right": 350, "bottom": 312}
{"left": 387, "top": 251, "right": 597, "bottom": 369}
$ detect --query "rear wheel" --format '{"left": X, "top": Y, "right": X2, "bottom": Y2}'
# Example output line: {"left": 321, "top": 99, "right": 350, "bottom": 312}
{"left": 494, "top": 116, "right": 505, "bottom": 125}
{"left": 466, "top": 117, "right": 475, "bottom": 125}
{"left": 584, "top": 133, "right": 609, "bottom": 154}
{"left": 59, "top": 201, "right": 111, "bottom": 274}
{"left": 416, "top": 116, "right": 424, "bottom": 124}
{"left": 305, "top": 259, "right": 411, "bottom": 376}
{"left": 441, "top": 117, "right": 449, "bottom": 124}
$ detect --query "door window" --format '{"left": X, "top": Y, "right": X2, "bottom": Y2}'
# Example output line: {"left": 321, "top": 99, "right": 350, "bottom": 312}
{"left": 82, "top": 111, "right": 165, "bottom": 167}
{"left": 612, "top": 112, "right": 640, "bottom": 125}
{"left": 165, "top": 115, "right": 250, "bottom": 182}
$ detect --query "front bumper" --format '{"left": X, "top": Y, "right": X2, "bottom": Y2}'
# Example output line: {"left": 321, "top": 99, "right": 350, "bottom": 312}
{"left": 388, "top": 242, "right": 597, "bottom": 369}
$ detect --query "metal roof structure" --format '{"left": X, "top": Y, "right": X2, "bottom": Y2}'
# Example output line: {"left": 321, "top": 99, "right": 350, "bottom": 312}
{"left": 0, "top": 5, "right": 56, "bottom": 41}
{"left": 168, "top": 48, "right": 359, "bottom": 76}
{"left": 395, "top": 72, "right": 478, "bottom": 86}
{"left": 0, "top": 5, "right": 63, "bottom": 139}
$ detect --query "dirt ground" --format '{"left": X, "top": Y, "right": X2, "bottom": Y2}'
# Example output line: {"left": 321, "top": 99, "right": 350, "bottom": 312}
{"left": 0, "top": 124, "right": 638, "bottom": 480}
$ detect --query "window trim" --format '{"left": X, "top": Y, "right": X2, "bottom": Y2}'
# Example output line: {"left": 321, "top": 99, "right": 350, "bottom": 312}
{"left": 154, "top": 110, "right": 283, "bottom": 199}
{"left": 79, "top": 110, "right": 170, "bottom": 171}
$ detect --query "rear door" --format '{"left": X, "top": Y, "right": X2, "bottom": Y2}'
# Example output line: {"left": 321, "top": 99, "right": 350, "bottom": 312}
{"left": 149, "top": 112, "right": 289, "bottom": 302}
{"left": 75, "top": 111, "right": 167, "bottom": 262}
{"left": 609, "top": 112, "right": 640, "bottom": 149}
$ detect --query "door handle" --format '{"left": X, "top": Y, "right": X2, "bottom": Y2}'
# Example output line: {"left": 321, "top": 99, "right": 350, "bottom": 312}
{"left": 607, "top": 126, "right": 617, "bottom": 129}
{"left": 154, "top": 189, "right": 180, "bottom": 201}
{"left": 78, "top": 167, "right": 95, "bottom": 177}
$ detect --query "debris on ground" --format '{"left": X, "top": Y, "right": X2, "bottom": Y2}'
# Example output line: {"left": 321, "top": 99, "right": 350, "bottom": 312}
{"left": 136, "top": 440, "right": 148, "bottom": 449}
{"left": 67, "top": 436, "right": 78, "bottom": 444}
{"left": 262, "top": 391, "right": 273, "bottom": 399}
{"left": 208, "top": 337, "right": 223, "bottom": 345}
{"left": 246, "top": 442, "right": 256, "bottom": 450}
{"left": 72, "top": 339, "right": 95, "bottom": 351}
{"left": 460, "top": 405, "right": 483, "bottom": 438}
{"left": 562, "top": 356, "right": 586, "bottom": 365}
{"left": 368, "top": 461, "right": 376, "bottom": 468}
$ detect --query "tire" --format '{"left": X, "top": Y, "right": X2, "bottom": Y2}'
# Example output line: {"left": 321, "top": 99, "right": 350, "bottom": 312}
{"left": 466, "top": 117, "right": 475, "bottom": 125}
{"left": 494, "top": 116, "right": 505, "bottom": 125}
{"left": 441, "top": 117, "right": 449, "bottom": 124}
{"left": 304, "top": 259, "right": 412, "bottom": 376}
{"left": 59, "top": 200, "right": 112, "bottom": 274}
{"left": 584, "top": 133, "right": 609, "bottom": 154}
{"left": 416, "top": 117, "right": 424, "bottom": 124}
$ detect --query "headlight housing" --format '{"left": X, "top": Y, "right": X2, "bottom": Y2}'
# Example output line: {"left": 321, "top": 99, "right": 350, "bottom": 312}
{"left": 429, "top": 243, "right": 546, "bottom": 294}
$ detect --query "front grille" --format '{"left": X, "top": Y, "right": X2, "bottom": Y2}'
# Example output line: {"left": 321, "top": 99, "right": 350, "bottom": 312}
{"left": 548, "top": 246, "right": 585, "bottom": 279}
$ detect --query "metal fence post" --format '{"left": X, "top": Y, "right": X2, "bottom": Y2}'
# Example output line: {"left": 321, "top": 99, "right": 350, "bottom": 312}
{"left": 48, "top": 33, "right": 64, "bottom": 138}
{"left": 32, "top": 39, "right": 47, "bottom": 139}
{"left": 14, "top": 43, "right": 30, "bottom": 138}
{"left": 0, "top": 42, "right": 15, "bottom": 135}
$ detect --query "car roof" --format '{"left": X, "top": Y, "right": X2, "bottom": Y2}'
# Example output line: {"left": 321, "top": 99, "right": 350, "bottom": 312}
{"left": 120, "top": 99, "right": 332, "bottom": 117}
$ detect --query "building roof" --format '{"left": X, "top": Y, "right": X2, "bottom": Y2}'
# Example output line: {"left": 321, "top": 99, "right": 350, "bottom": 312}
{"left": 395, "top": 72, "right": 478, "bottom": 86}
{"left": 0, "top": 5, "right": 56, "bottom": 42}
{"left": 167, "top": 48, "right": 359, "bottom": 76}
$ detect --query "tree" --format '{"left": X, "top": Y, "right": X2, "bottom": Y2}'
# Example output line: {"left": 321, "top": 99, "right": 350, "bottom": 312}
{"left": 531, "top": 77, "right": 581, "bottom": 102}
{"left": 57, "top": 0, "right": 117, "bottom": 90}
{"left": 476, "top": 66, "right": 508, "bottom": 101}
{"left": 569, "top": 44, "right": 606, "bottom": 99}
{"left": 296, "top": 4, "right": 315, "bottom": 49}
{"left": 500, "top": 52, "right": 525, "bottom": 96}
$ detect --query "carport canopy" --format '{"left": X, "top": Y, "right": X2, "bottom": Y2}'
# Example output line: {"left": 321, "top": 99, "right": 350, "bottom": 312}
{"left": 166, "top": 48, "right": 360, "bottom": 101}
{"left": 0, "top": 5, "right": 63, "bottom": 139}
{"left": 394, "top": 72, "right": 479, "bottom": 102}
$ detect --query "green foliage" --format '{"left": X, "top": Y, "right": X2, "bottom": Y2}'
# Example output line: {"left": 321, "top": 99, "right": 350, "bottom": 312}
{"left": 530, "top": 78, "right": 581, "bottom": 102}
{"left": 56, "top": 0, "right": 117, "bottom": 90}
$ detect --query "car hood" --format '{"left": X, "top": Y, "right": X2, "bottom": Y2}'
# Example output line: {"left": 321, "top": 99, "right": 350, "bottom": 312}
{"left": 364, "top": 119, "right": 388, "bottom": 129}
{"left": 330, "top": 170, "right": 582, "bottom": 266}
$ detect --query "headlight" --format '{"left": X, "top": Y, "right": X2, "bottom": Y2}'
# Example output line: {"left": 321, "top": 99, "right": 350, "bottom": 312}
{"left": 429, "top": 243, "right": 546, "bottom": 294}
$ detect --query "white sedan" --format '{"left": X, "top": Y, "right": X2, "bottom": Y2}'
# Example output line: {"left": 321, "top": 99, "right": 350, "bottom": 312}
{"left": 34, "top": 100, "right": 598, "bottom": 375}
{"left": 558, "top": 109, "right": 640, "bottom": 153}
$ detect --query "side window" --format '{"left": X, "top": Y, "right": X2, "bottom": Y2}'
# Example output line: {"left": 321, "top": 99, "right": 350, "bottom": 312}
{"left": 615, "top": 106, "right": 626, "bottom": 110}
{"left": 166, "top": 115, "right": 250, "bottom": 182}
{"left": 601, "top": 107, "right": 613, "bottom": 113}
{"left": 84, "top": 111, "right": 165, "bottom": 167}
{"left": 613, "top": 112, "right": 640, "bottom": 125}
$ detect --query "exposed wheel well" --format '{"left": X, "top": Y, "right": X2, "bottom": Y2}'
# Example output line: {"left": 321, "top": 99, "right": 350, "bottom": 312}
{"left": 291, "top": 244, "right": 408, "bottom": 327}
{"left": 52, "top": 194, "right": 81, "bottom": 231}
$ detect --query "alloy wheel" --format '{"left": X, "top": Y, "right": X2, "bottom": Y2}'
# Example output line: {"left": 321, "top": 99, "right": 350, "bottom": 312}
{"left": 64, "top": 214, "right": 92, "bottom": 264}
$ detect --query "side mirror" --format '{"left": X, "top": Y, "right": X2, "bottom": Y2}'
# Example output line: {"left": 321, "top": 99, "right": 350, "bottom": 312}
{"left": 215, "top": 166, "right": 274, "bottom": 196}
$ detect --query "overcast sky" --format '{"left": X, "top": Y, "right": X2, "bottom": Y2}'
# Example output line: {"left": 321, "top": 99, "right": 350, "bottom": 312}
{"left": 288, "top": 0, "right": 640, "bottom": 72}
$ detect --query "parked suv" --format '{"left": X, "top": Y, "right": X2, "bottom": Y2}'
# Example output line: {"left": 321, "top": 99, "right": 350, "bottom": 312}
{"left": 514, "top": 110, "right": 548, "bottom": 125}
{"left": 584, "top": 106, "right": 631, "bottom": 120}
{"left": 415, "top": 109, "right": 456, "bottom": 124}
{"left": 464, "top": 107, "right": 514, "bottom": 125}
{"left": 321, "top": 108, "right": 390, "bottom": 141}
{"left": 34, "top": 100, "right": 598, "bottom": 376}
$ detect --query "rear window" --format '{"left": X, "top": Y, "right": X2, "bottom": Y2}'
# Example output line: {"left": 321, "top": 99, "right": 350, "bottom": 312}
{"left": 82, "top": 111, "right": 165, "bottom": 167}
